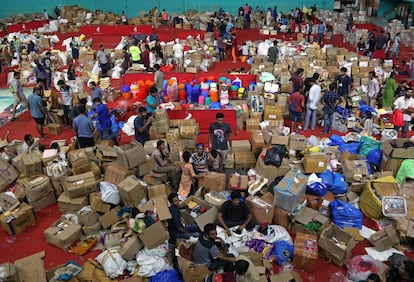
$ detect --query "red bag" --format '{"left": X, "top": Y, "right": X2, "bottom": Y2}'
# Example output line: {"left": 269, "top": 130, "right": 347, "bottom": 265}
{"left": 391, "top": 110, "right": 404, "bottom": 127}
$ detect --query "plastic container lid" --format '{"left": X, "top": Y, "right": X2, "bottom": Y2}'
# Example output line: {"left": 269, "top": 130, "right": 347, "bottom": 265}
{"left": 382, "top": 196, "right": 407, "bottom": 217}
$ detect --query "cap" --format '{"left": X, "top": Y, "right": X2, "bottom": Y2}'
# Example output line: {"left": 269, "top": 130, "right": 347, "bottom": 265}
{"left": 196, "top": 143, "right": 204, "bottom": 149}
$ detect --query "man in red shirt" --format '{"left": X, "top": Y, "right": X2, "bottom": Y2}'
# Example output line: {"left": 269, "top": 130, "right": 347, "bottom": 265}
{"left": 289, "top": 86, "right": 305, "bottom": 132}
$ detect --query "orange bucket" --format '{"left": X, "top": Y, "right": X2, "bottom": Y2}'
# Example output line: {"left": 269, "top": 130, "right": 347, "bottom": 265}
{"left": 210, "top": 91, "right": 218, "bottom": 102}
{"left": 122, "top": 92, "right": 132, "bottom": 99}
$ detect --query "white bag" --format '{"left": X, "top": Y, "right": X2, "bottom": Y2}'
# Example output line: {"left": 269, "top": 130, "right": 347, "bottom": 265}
{"left": 96, "top": 249, "right": 127, "bottom": 279}
{"left": 100, "top": 181, "right": 121, "bottom": 205}
{"left": 91, "top": 61, "right": 100, "bottom": 75}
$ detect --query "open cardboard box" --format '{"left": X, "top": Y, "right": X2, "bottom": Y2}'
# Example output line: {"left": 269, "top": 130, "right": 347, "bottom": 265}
{"left": 292, "top": 207, "right": 330, "bottom": 237}
{"left": 44, "top": 219, "right": 82, "bottom": 249}
{"left": 369, "top": 224, "right": 399, "bottom": 251}
{"left": 179, "top": 196, "right": 218, "bottom": 230}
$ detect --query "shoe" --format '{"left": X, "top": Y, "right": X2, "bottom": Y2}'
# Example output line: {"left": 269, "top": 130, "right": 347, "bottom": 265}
{"left": 298, "top": 125, "right": 302, "bottom": 130}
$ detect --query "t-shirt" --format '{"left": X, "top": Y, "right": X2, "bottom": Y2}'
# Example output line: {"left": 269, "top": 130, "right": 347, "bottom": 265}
{"left": 73, "top": 114, "right": 94, "bottom": 138}
{"left": 192, "top": 235, "right": 220, "bottom": 266}
{"left": 290, "top": 92, "right": 304, "bottom": 112}
{"left": 173, "top": 43, "right": 183, "bottom": 58}
{"left": 96, "top": 50, "right": 108, "bottom": 64}
{"left": 146, "top": 95, "right": 157, "bottom": 113}
{"left": 308, "top": 84, "right": 322, "bottom": 110}
{"left": 134, "top": 116, "right": 149, "bottom": 144}
{"left": 28, "top": 94, "right": 44, "bottom": 118}
{"left": 394, "top": 97, "right": 414, "bottom": 121}
{"left": 154, "top": 70, "right": 165, "bottom": 92}
{"left": 60, "top": 86, "right": 73, "bottom": 106}
{"left": 290, "top": 75, "right": 303, "bottom": 91}
{"left": 91, "top": 88, "right": 103, "bottom": 101}
{"left": 335, "top": 74, "right": 352, "bottom": 96}
{"left": 220, "top": 200, "right": 250, "bottom": 222}
{"left": 190, "top": 152, "right": 209, "bottom": 173}
{"left": 129, "top": 46, "right": 141, "bottom": 62}
{"left": 209, "top": 122, "right": 231, "bottom": 150}
{"left": 11, "top": 79, "right": 23, "bottom": 97}
{"left": 95, "top": 103, "right": 112, "bottom": 129}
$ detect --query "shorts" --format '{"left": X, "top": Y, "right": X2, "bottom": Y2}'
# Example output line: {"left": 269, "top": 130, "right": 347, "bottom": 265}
{"left": 291, "top": 111, "right": 302, "bottom": 122}
{"left": 34, "top": 117, "right": 45, "bottom": 125}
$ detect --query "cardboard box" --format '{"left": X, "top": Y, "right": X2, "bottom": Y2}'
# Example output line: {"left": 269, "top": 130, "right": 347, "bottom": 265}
{"left": 273, "top": 171, "right": 307, "bottom": 212}
{"left": 137, "top": 156, "right": 155, "bottom": 176}
{"left": 120, "top": 235, "right": 144, "bottom": 261}
{"left": 139, "top": 221, "right": 169, "bottom": 249}
{"left": 180, "top": 196, "right": 218, "bottom": 230}
{"left": 302, "top": 153, "right": 327, "bottom": 173}
{"left": 262, "top": 128, "right": 289, "bottom": 146}
{"left": 0, "top": 203, "right": 36, "bottom": 235}
{"left": 234, "top": 151, "right": 256, "bottom": 170}
{"left": 118, "top": 177, "right": 147, "bottom": 207}
{"left": 232, "top": 140, "right": 251, "bottom": 152}
{"left": 255, "top": 156, "right": 291, "bottom": 180}
{"left": 342, "top": 160, "right": 369, "bottom": 182}
{"left": 115, "top": 141, "right": 146, "bottom": 169}
{"left": 46, "top": 123, "right": 62, "bottom": 135}
{"left": 78, "top": 209, "right": 99, "bottom": 226}
{"left": 198, "top": 172, "right": 226, "bottom": 192}
{"left": 14, "top": 251, "right": 47, "bottom": 282}
{"left": 22, "top": 153, "right": 42, "bottom": 177}
{"left": 0, "top": 193, "right": 19, "bottom": 211}
{"left": 269, "top": 271, "right": 302, "bottom": 282}
{"left": 246, "top": 196, "right": 274, "bottom": 224}
{"left": 63, "top": 171, "right": 98, "bottom": 198}
{"left": 82, "top": 221, "right": 102, "bottom": 236}
{"left": 29, "top": 192, "right": 56, "bottom": 212}
{"left": 292, "top": 207, "right": 330, "bottom": 236}
{"left": 99, "top": 206, "right": 121, "bottom": 229}
{"left": 44, "top": 219, "right": 82, "bottom": 249}
{"left": 89, "top": 192, "right": 110, "bottom": 213}
{"left": 318, "top": 223, "right": 356, "bottom": 267}
{"left": 263, "top": 105, "right": 283, "bottom": 120}
{"left": 293, "top": 232, "right": 318, "bottom": 272}
{"left": 0, "top": 262, "right": 17, "bottom": 282}
{"left": 147, "top": 184, "right": 170, "bottom": 200}
{"left": 250, "top": 131, "right": 265, "bottom": 156}
{"left": 228, "top": 174, "right": 249, "bottom": 191}
{"left": 0, "top": 159, "right": 19, "bottom": 192}
{"left": 185, "top": 66, "right": 200, "bottom": 73}
{"left": 369, "top": 224, "right": 399, "bottom": 251}
{"left": 140, "top": 197, "right": 171, "bottom": 221}
{"left": 96, "top": 145, "right": 118, "bottom": 163}
{"left": 381, "top": 139, "right": 414, "bottom": 174}
{"left": 289, "top": 134, "right": 307, "bottom": 150}
{"left": 104, "top": 161, "right": 133, "bottom": 185}
{"left": 22, "top": 175, "right": 53, "bottom": 203}
{"left": 57, "top": 193, "right": 89, "bottom": 213}
{"left": 68, "top": 149, "right": 90, "bottom": 174}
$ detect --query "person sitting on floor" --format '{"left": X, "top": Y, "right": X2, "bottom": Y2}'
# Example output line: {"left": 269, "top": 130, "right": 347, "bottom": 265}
{"left": 19, "top": 134, "right": 39, "bottom": 154}
{"left": 152, "top": 139, "right": 179, "bottom": 189}
{"left": 192, "top": 223, "right": 236, "bottom": 272}
{"left": 234, "top": 255, "right": 261, "bottom": 282}
{"left": 217, "top": 190, "right": 256, "bottom": 236}
{"left": 167, "top": 193, "right": 201, "bottom": 244}
{"left": 190, "top": 143, "right": 210, "bottom": 174}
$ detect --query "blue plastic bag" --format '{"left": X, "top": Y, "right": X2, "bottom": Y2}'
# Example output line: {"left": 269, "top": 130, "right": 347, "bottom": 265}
{"left": 329, "top": 134, "right": 345, "bottom": 145}
{"left": 367, "top": 149, "right": 382, "bottom": 168}
{"left": 330, "top": 172, "right": 348, "bottom": 194}
{"left": 330, "top": 200, "right": 363, "bottom": 229}
{"left": 272, "top": 241, "right": 294, "bottom": 266}
{"left": 319, "top": 171, "right": 334, "bottom": 186}
{"left": 307, "top": 182, "right": 328, "bottom": 196}
{"left": 339, "top": 142, "right": 361, "bottom": 154}
{"left": 150, "top": 270, "right": 183, "bottom": 282}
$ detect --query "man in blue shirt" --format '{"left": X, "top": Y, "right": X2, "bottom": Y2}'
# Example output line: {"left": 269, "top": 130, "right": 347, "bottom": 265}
{"left": 167, "top": 193, "right": 200, "bottom": 244}
{"left": 134, "top": 107, "right": 153, "bottom": 145}
{"left": 92, "top": 97, "right": 119, "bottom": 145}
{"left": 317, "top": 21, "right": 326, "bottom": 46}
{"left": 89, "top": 81, "right": 103, "bottom": 109}
{"left": 27, "top": 86, "right": 46, "bottom": 139}
{"left": 146, "top": 86, "right": 158, "bottom": 114}
{"left": 73, "top": 104, "right": 95, "bottom": 148}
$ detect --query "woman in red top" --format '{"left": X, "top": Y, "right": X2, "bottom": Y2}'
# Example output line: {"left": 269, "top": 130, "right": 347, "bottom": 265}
{"left": 289, "top": 86, "right": 305, "bottom": 132}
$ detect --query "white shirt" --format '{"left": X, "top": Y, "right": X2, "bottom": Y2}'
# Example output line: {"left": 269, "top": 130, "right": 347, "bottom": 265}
{"left": 149, "top": 52, "right": 156, "bottom": 69}
{"left": 173, "top": 43, "right": 183, "bottom": 58}
{"left": 367, "top": 77, "right": 379, "bottom": 98}
{"left": 240, "top": 45, "right": 249, "bottom": 56}
{"left": 394, "top": 96, "right": 414, "bottom": 121}
{"left": 307, "top": 84, "right": 321, "bottom": 110}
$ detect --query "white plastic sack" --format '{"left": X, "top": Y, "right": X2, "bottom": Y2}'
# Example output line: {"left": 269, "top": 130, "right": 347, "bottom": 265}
{"left": 100, "top": 181, "right": 121, "bottom": 205}
{"left": 91, "top": 61, "right": 100, "bottom": 75}
{"left": 96, "top": 249, "right": 127, "bottom": 279}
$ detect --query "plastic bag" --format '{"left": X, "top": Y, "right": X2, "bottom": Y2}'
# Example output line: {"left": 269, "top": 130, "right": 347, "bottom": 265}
{"left": 307, "top": 182, "right": 328, "bottom": 196}
{"left": 367, "top": 149, "right": 382, "bottom": 168}
{"left": 331, "top": 172, "right": 348, "bottom": 195}
{"left": 359, "top": 136, "right": 381, "bottom": 157}
{"left": 396, "top": 159, "right": 414, "bottom": 183}
{"left": 264, "top": 145, "right": 286, "bottom": 167}
{"left": 271, "top": 241, "right": 294, "bottom": 266}
{"left": 149, "top": 270, "right": 183, "bottom": 282}
{"left": 330, "top": 200, "right": 363, "bottom": 229}
{"left": 329, "top": 134, "right": 345, "bottom": 145}
{"left": 96, "top": 249, "right": 127, "bottom": 278}
{"left": 391, "top": 110, "right": 404, "bottom": 127}
{"left": 339, "top": 142, "right": 361, "bottom": 154}
{"left": 346, "top": 255, "right": 381, "bottom": 282}
{"left": 100, "top": 181, "right": 121, "bottom": 205}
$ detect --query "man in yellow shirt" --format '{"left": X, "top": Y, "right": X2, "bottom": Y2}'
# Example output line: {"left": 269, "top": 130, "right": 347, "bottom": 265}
{"left": 129, "top": 41, "right": 142, "bottom": 64}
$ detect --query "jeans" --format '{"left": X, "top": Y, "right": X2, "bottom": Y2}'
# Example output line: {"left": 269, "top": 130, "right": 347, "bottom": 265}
{"left": 395, "top": 121, "right": 410, "bottom": 138}
{"left": 389, "top": 47, "right": 399, "bottom": 59}
{"left": 62, "top": 105, "right": 71, "bottom": 126}
{"left": 304, "top": 108, "right": 316, "bottom": 131}
{"left": 102, "top": 127, "right": 119, "bottom": 146}
{"left": 323, "top": 111, "right": 334, "bottom": 133}
{"left": 175, "top": 224, "right": 201, "bottom": 241}
{"left": 317, "top": 33, "right": 324, "bottom": 45}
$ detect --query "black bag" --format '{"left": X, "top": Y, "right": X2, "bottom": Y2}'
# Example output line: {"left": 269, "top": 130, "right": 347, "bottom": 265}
{"left": 264, "top": 145, "right": 287, "bottom": 167}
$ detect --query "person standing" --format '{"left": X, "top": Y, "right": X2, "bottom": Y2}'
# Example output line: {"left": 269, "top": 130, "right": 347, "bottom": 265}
{"left": 393, "top": 88, "right": 414, "bottom": 138}
{"left": 303, "top": 78, "right": 321, "bottom": 132}
{"left": 367, "top": 71, "right": 380, "bottom": 108}
{"left": 146, "top": 86, "right": 158, "bottom": 113}
{"left": 97, "top": 45, "right": 110, "bottom": 77}
{"left": 91, "top": 97, "right": 119, "bottom": 145}
{"left": 322, "top": 83, "right": 342, "bottom": 134}
{"left": 10, "top": 72, "right": 28, "bottom": 121}
{"left": 231, "top": 33, "right": 238, "bottom": 63}
{"left": 389, "top": 32, "right": 401, "bottom": 60}
{"left": 134, "top": 107, "right": 153, "bottom": 145}
{"left": 27, "top": 86, "right": 46, "bottom": 139}
{"left": 335, "top": 67, "right": 352, "bottom": 108}
{"left": 289, "top": 86, "right": 305, "bottom": 133}
{"left": 41, "top": 51, "right": 52, "bottom": 89}
{"left": 173, "top": 39, "right": 184, "bottom": 67}
{"left": 72, "top": 104, "right": 95, "bottom": 148}
{"left": 290, "top": 68, "right": 304, "bottom": 93}
{"left": 209, "top": 112, "right": 232, "bottom": 171}
{"left": 67, "top": 64, "right": 76, "bottom": 81}
{"left": 267, "top": 40, "right": 278, "bottom": 64}
{"left": 89, "top": 81, "right": 103, "bottom": 103}
{"left": 383, "top": 72, "right": 397, "bottom": 108}
{"left": 307, "top": 19, "right": 313, "bottom": 42}
{"left": 410, "top": 54, "right": 414, "bottom": 81}
{"left": 141, "top": 44, "right": 151, "bottom": 71}
{"left": 70, "top": 37, "right": 79, "bottom": 64}
{"left": 129, "top": 41, "right": 142, "bottom": 64}
{"left": 217, "top": 36, "right": 225, "bottom": 61}
{"left": 153, "top": 64, "right": 165, "bottom": 103}
{"left": 317, "top": 21, "right": 326, "bottom": 46}
{"left": 57, "top": 80, "right": 73, "bottom": 128}
{"left": 32, "top": 59, "right": 47, "bottom": 90}
{"left": 121, "top": 11, "right": 128, "bottom": 25}
{"left": 376, "top": 30, "right": 387, "bottom": 50}
{"left": 161, "top": 9, "right": 168, "bottom": 26}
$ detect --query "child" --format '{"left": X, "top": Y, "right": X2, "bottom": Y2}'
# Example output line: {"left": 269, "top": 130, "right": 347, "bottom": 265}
{"left": 208, "top": 149, "right": 220, "bottom": 171}
{"left": 178, "top": 150, "right": 205, "bottom": 200}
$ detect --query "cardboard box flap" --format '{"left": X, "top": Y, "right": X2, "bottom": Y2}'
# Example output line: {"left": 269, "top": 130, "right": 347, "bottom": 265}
{"left": 139, "top": 198, "right": 171, "bottom": 221}
{"left": 96, "top": 145, "right": 117, "bottom": 157}
{"left": 139, "top": 221, "right": 169, "bottom": 249}
{"left": 294, "top": 207, "right": 329, "bottom": 225}
{"left": 14, "top": 251, "right": 47, "bottom": 282}
{"left": 64, "top": 171, "right": 95, "bottom": 184}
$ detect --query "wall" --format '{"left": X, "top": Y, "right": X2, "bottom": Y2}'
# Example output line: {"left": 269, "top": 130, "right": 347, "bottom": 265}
{"left": 0, "top": 0, "right": 334, "bottom": 20}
